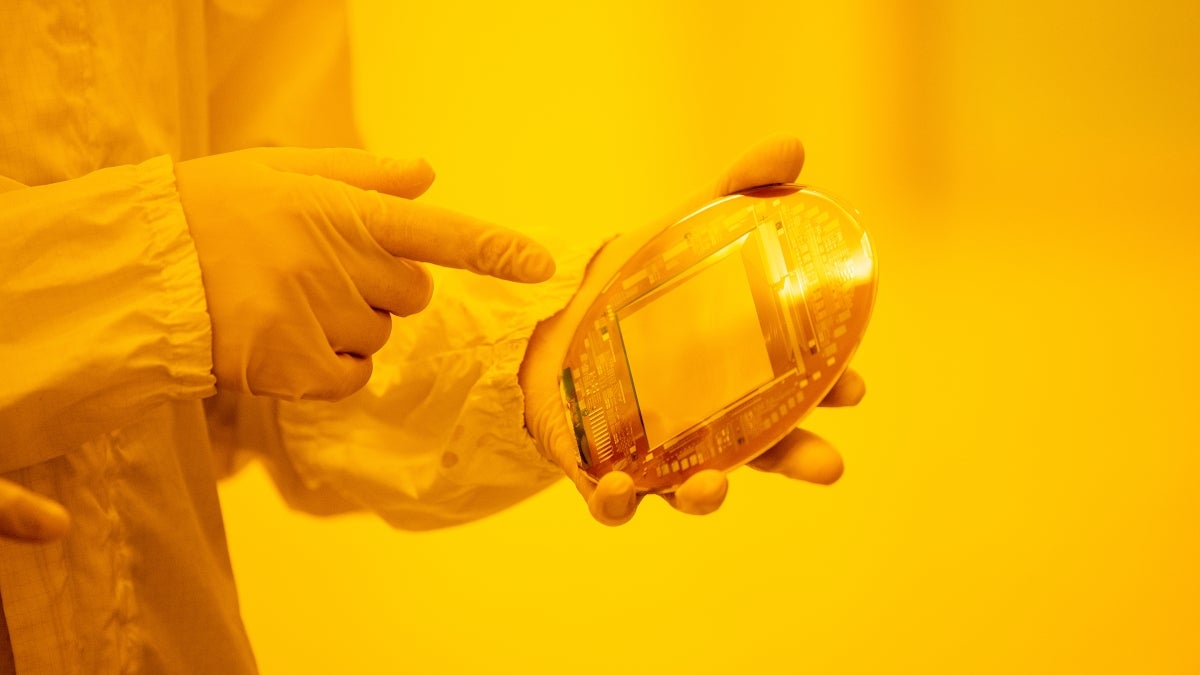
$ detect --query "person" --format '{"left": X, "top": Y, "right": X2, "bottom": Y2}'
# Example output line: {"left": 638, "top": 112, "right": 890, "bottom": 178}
{"left": 0, "top": 1, "right": 863, "bottom": 672}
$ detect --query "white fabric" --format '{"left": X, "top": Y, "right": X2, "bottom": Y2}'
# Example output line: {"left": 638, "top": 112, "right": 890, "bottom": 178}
{"left": 0, "top": 1, "right": 592, "bottom": 672}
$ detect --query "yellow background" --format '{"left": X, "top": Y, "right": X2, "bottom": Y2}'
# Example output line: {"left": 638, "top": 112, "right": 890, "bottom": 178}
{"left": 217, "top": 1, "right": 1200, "bottom": 673}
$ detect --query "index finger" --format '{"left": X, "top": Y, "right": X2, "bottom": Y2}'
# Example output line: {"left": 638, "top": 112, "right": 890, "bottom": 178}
{"left": 355, "top": 189, "right": 557, "bottom": 283}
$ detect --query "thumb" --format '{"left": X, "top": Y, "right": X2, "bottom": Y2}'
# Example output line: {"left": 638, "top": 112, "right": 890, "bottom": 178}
{"left": 237, "top": 147, "right": 436, "bottom": 199}
{"left": 657, "top": 134, "right": 807, "bottom": 229}
{"left": 710, "top": 132, "right": 806, "bottom": 197}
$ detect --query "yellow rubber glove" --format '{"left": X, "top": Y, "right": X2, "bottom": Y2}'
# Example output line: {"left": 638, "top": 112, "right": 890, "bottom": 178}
{"left": 520, "top": 135, "right": 865, "bottom": 525}
{"left": 177, "top": 147, "right": 556, "bottom": 401}
{"left": 0, "top": 478, "right": 69, "bottom": 542}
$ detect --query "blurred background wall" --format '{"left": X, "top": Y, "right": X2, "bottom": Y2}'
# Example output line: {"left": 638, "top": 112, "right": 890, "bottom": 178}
{"left": 217, "top": 1, "right": 1200, "bottom": 672}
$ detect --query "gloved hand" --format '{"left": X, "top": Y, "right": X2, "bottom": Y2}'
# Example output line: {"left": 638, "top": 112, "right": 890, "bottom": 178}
{"left": 177, "top": 147, "right": 556, "bottom": 400}
{"left": 0, "top": 478, "right": 69, "bottom": 541}
{"left": 520, "top": 135, "right": 866, "bottom": 525}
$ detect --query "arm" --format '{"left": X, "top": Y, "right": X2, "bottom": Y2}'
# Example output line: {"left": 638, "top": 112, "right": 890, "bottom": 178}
{"left": 265, "top": 136, "right": 866, "bottom": 530}
{"left": 264, "top": 220, "right": 610, "bottom": 529}
{"left": 0, "top": 157, "right": 213, "bottom": 540}
{"left": 0, "top": 146, "right": 554, "bottom": 539}
{"left": 0, "top": 157, "right": 215, "bottom": 472}
{"left": 196, "top": 0, "right": 576, "bottom": 523}
{"left": 193, "top": 4, "right": 865, "bottom": 527}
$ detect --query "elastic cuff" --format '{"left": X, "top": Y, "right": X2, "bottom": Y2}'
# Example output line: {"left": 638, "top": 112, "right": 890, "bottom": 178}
{"left": 137, "top": 155, "right": 216, "bottom": 399}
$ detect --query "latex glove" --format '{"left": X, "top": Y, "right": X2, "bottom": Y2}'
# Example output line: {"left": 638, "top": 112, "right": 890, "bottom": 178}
{"left": 0, "top": 479, "right": 69, "bottom": 542}
{"left": 177, "top": 147, "right": 555, "bottom": 401}
{"left": 520, "top": 135, "right": 866, "bottom": 525}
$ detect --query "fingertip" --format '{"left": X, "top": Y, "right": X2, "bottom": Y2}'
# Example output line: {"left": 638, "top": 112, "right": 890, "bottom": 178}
{"left": 320, "top": 353, "right": 373, "bottom": 401}
{"left": 517, "top": 243, "right": 557, "bottom": 283}
{"left": 588, "top": 472, "right": 638, "bottom": 526}
{"left": 807, "top": 448, "right": 845, "bottom": 485}
{"left": 0, "top": 491, "right": 71, "bottom": 542}
{"left": 474, "top": 230, "right": 558, "bottom": 283}
{"left": 408, "top": 260, "right": 435, "bottom": 313}
{"left": 746, "top": 428, "right": 846, "bottom": 485}
{"left": 751, "top": 132, "right": 805, "bottom": 185}
{"left": 374, "top": 155, "right": 436, "bottom": 199}
{"left": 385, "top": 259, "right": 434, "bottom": 316}
{"left": 669, "top": 470, "right": 729, "bottom": 516}
{"left": 792, "top": 432, "right": 847, "bottom": 484}
{"left": 718, "top": 133, "right": 807, "bottom": 195}
{"left": 35, "top": 501, "right": 71, "bottom": 540}
{"left": 820, "top": 368, "right": 866, "bottom": 407}
{"left": 765, "top": 132, "right": 806, "bottom": 180}
{"left": 405, "top": 157, "right": 436, "bottom": 198}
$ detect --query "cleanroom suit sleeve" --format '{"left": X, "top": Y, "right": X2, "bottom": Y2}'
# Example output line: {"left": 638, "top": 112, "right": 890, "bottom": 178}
{"left": 207, "top": 228, "right": 610, "bottom": 529}
{"left": 270, "top": 231, "right": 609, "bottom": 529}
{"left": 0, "top": 157, "right": 216, "bottom": 473}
